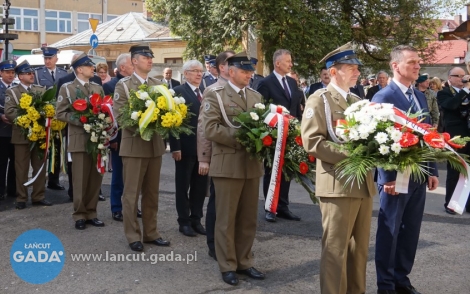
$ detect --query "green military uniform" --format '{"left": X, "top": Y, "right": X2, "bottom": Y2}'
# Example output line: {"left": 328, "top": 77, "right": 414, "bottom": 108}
{"left": 202, "top": 82, "right": 264, "bottom": 273}
{"left": 301, "top": 44, "right": 377, "bottom": 294}
{"left": 56, "top": 79, "right": 104, "bottom": 221}
{"left": 5, "top": 84, "right": 47, "bottom": 204}
{"left": 113, "top": 73, "right": 166, "bottom": 244}
{"left": 423, "top": 89, "right": 439, "bottom": 126}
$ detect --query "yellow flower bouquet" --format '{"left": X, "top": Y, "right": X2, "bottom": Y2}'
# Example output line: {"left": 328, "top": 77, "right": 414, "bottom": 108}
{"left": 118, "top": 84, "right": 193, "bottom": 141}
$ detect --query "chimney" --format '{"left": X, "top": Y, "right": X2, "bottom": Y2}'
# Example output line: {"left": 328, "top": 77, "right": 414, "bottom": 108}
{"left": 454, "top": 15, "right": 462, "bottom": 25}
{"left": 143, "top": 2, "right": 153, "bottom": 21}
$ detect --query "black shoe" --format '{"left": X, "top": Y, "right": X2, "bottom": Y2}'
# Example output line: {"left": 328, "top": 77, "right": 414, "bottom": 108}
{"left": 277, "top": 210, "right": 301, "bottom": 221}
{"left": 129, "top": 241, "right": 143, "bottom": 252}
{"left": 221, "top": 271, "right": 239, "bottom": 286}
{"left": 377, "top": 290, "right": 397, "bottom": 294}
{"left": 236, "top": 267, "right": 265, "bottom": 280}
{"left": 265, "top": 211, "right": 276, "bottom": 222}
{"left": 16, "top": 202, "right": 26, "bottom": 210}
{"left": 86, "top": 218, "right": 105, "bottom": 227}
{"left": 47, "top": 183, "right": 65, "bottom": 190}
{"left": 396, "top": 285, "right": 421, "bottom": 294}
{"left": 32, "top": 199, "right": 53, "bottom": 206}
{"left": 445, "top": 207, "right": 456, "bottom": 215}
{"left": 98, "top": 194, "right": 105, "bottom": 201}
{"left": 112, "top": 212, "right": 123, "bottom": 221}
{"left": 75, "top": 219, "right": 86, "bottom": 230}
{"left": 192, "top": 223, "right": 206, "bottom": 235}
{"left": 179, "top": 225, "right": 197, "bottom": 237}
{"left": 208, "top": 249, "right": 217, "bottom": 261}
{"left": 144, "top": 238, "right": 170, "bottom": 246}
{"left": 108, "top": 168, "right": 113, "bottom": 172}
{"left": 137, "top": 209, "right": 142, "bottom": 218}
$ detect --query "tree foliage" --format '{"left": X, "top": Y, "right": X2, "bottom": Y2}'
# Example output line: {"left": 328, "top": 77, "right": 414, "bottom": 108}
{"left": 146, "top": 0, "right": 467, "bottom": 77}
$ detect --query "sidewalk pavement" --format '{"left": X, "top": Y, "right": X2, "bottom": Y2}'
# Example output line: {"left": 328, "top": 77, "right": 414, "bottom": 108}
{"left": 0, "top": 154, "right": 469, "bottom": 293}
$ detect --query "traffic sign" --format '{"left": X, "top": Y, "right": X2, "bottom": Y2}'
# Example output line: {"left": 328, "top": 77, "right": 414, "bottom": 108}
{"left": 90, "top": 34, "right": 98, "bottom": 49}
{"left": 89, "top": 18, "right": 99, "bottom": 33}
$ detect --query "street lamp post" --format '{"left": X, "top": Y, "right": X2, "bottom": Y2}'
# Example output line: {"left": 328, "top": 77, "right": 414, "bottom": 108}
{"left": 0, "top": 0, "right": 18, "bottom": 60}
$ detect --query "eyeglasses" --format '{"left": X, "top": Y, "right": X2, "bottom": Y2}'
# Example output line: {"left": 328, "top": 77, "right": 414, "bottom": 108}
{"left": 98, "top": 71, "right": 107, "bottom": 74}
{"left": 450, "top": 74, "right": 465, "bottom": 78}
{"left": 186, "top": 69, "right": 203, "bottom": 74}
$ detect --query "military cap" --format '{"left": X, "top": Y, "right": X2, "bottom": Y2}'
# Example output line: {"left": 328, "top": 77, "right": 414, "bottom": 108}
{"left": 15, "top": 60, "right": 34, "bottom": 74}
{"left": 0, "top": 59, "right": 17, "bottom": 71}
{"left": 227, "top": 52, "right": 255, "bottom": 71}
{"left": 251, "top": 57, "right": 258, "bottom": 65}
{"left": 71, "top": 53, "right": 95, "bottom": 68}
{"left": 320, "top": 42, "right": 362, "bottom": 69}
{"left": 204, "top": 54, "right": 216, "bottom": 62}
{"left": 208, "top": 59, "right": 216, "bottom": 68}
{"left": 129, "top": 44, "right": 154, "bottom": 58}
{"left": 416, "top": 73, "right": 428, "bottom": 84}
{"left": 367, "top": 74, "right": 376, "bottom": 80}
{"left": 41, "top": 46, "right": 59, "bottom": 57}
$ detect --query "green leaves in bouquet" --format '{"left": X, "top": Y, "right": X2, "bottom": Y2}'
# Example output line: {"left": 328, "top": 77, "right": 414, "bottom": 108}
{"left": 41, "top": 85, "right": 57, "bottom": 103}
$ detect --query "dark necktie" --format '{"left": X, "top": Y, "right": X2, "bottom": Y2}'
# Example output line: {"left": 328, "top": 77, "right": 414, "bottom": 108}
{"left": 27, "top": 87, "right": 31, "bottom": 92}
{"left": 282, "top": 77, "right": 291, "bottom": 100}
{"left": 51, "top": 70, "right": 55, "bottom": 81}
{"left": 406, "top": 88, "right": 418, "bottom": 113}
{"left": 143, "top": 81, "right": 148, "bottom": 85}
{"left": 84, "top": 83, "right": 90, "bottom": 93}
{"left": 239, "top": 90, "right": 245, "bottom": 100}
{"left": 195, "top": 88, "right": 202, "bottom": 102}
{"left": 167, "top": 80, "right": 172, "bottom": 89}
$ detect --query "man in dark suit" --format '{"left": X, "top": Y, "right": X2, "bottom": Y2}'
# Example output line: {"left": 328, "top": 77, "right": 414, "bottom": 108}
{"left": 249, "top": 57, "right": 264, "bottom": 89}
{"left": 350, "top": 83, "right": 365, "bottom": 99}
{"left": 372, "top": 45, "right": 439, "bottom": 294}
{"left": 34, "top": 47, "right": 68, "bottom": 191}
{"left": 0, "top": 60, "right": 17, "bottom": 200}
{"left": 256, "top": 49, "right": 302, "bottom": 222}
{"left": 161, "top": 68, "right": 181, "bottom": 89}
{"left": 56, "top": 54, "right": 103, "bottom": 201}
{"left": 437, "top": 67, "right": 470, "bottom": 215}
{"left": 170, "top": 60, "right": 208, "bottom": 237}
{"left": 308, "top": 66, "right": 330, "bottom": 96}
{"left": 365, "top": 71, "right": 389, "bottom": 100}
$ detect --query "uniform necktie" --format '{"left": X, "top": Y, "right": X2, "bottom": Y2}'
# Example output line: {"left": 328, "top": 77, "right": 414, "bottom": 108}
{"left": 195, "top": 88, "right": 202, "bottom": 102}
{"left": 282, "top": 77, "right": 291, "bottom": 100}
{"left": 84, "top": 83, "right": 90, "bottom": 93}
{"left": 143, "top": 81, "right": 148, "bottom": 85}
{"left": 239, "top": 90, "right": 245, "bottom": 100}
{"left": 406, "top": 88, "right": 418, "bottom": 113}
{"left": 27, "top": 87, "right": 31, "bottom": 92}
{"left": 51, "top": 70, "right": 55, "bottom": 81}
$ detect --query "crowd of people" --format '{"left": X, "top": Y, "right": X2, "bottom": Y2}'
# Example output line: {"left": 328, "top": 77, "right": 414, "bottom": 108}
{"left": 0, "top": 41, "right": 469, "bottom": 293}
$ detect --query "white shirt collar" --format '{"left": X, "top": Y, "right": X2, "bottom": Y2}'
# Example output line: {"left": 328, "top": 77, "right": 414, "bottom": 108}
{"left": 393, "top": 78, "right": 412, "bottom": 95}
{"left": 48, "top": 67, "right": 56, "bottom": 74}
{"left": 187, "top": 82, "right": 199, "bottom": 93}
{"left": 329, "top": 83, "right": 348, "bottom": 101}
{"left": 228, "top": 80, "right": 245, "bottom": 98}
{"left": 273, "top": 70, "right": 286, "bottom": 85}
{"left": 20, "top": 83, "right": 30, "bottom": 91}
{"left": 133, "top": 72, "right": 147, "bottom": 84}
{"left": 2, "top": 80, "right": 10, "bottom": 88}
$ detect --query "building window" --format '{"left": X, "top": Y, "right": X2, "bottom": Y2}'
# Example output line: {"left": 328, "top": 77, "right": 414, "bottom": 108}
{"left": 164, "top": 58, "right": 183, "bottom": 64}
{"left": 107, "top": 15, "right": 119, "bottom": 21}
{"left": 45, "top": 10, "right": 72, "bottom": 33}
{"left": 77, "top": 13, "right": 102, "bottom": 33}
{"left": 9, "top": 7, "right": 39, "bottom": 31}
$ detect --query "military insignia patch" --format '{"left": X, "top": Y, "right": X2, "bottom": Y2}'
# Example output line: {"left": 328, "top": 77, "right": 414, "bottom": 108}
{"left": 114, "top": 93, "right": 119, "bottom": 101}
{"left": 5, "top": 96, "right": 10, "bottom": 102}
{"left": 204, "top": 102, "right": 210, "bottom": 111}
{"left": 57, "top": 95, "right": 63, "bottom": 102}
{"left": 305, "top": 108, "right": 314, "bottom": 119}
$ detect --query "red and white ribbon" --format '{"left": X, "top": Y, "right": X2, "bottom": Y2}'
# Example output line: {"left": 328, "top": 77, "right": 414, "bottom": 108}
{"left": 24, "top": 118, "right": 52, "bottom": 186}
{"left": 95, "top": 103, "right": 117, "bottom": 174}
{"left": 264, "top": 105, "right": 290, "bottom": 213}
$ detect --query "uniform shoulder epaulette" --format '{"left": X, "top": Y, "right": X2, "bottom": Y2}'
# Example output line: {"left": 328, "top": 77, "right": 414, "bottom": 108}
{"left": 61, "top": 81, "right": 74, "bottom": 88}
{"left": 148, "top": 76, "right": 159, "bottom": 82}
{"left": 56, "top": 67, "right": 67, "bottom": 72}
{"left": 118, "top": 76, "right": 131, "bottom": 84}
{"left": 90, "top": 81, "right": 100, "bottom": 86}
{"left": 247, "top": 87, "right": 261, "bottom": 94}
{"left": 316, "top": 88, "right": 328, "bottom": 95}
{"left": 31, "top": 84, "right": 45, "bottom": 89}
{"left": 208, "top": 86, "right": 224, "bottom": 92}
{"left": 9, "top": 84, "right": 19, "bottom": 89}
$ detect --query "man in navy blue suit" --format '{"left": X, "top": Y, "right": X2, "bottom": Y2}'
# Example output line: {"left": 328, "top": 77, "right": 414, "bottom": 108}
{"left": 256, "top": 49, "right": 303, "bottom": 222}
{"left": 372, "top": 45, "right": 439, "bottom": 294}
{"left": 170, "top": 60, "right": 208, "bottom": 237}
{"left": 307, "top": 66, "right": 330, "bottom": 97}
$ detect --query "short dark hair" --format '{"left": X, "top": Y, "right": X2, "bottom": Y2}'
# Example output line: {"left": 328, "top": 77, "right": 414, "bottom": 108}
{"left": 215, "top": 50, "right": 235, "bottom": 75}
{"left": 320, "top": 66, "right": 327, "bottom": 73}
{"left": 389, "top": 45, "right": 417, "bottom": 71}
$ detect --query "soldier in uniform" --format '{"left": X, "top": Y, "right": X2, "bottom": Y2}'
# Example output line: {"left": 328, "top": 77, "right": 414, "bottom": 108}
{"left": 0, "top": 60, "right": 17, "bottom": 200}
{"left": 34, "top": 46, "right": 68, "bottom": 191}
{"left": 416, "top": 73, "right": 439, "bottom": 127}
{"left": 300, "top": 43, "right": 377, "bottom": 294}
{"left": 56, "top": 53, "right": 105, "bottom": 229}
{"left": 199, "top": 55, "right": 218, "bottom": 93}
{"left": 113, "top": 44, "right": 170, "bottom": 252}
{"left": 202, "top": 52, "right": 265, "bottom": 286}
{"left": 4, "top": 61, "right": 53, "bottom": 209}
{"left": 249, "top": 57, "right": 264, "bottom": 89}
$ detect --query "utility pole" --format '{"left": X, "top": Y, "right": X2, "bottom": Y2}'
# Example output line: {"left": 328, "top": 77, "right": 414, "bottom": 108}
{"left": 0, "top": 0, "right": 18, "bottom": 60}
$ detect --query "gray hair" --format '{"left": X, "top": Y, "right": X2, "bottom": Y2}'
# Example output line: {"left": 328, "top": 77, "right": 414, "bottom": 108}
{"left": 273, "top": 49, "right": 291, "bottom": 65}
{"left": 389, "top": 45, "right": 417, "bottom": 70}
{"left": 116, "top": 53, "right": 131, "bottom": 69}
{"left": 182, "top": 60, "right": 203, "bottom": 72}
{"left": 376, "top": 70, "right": 389, "bottom": 79}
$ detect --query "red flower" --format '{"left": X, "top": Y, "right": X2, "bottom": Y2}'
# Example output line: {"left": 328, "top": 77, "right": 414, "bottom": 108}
{"left": 423, "top": 132, "right": 445, "bottom": 148}
{"left": 399, "top": 132, "right": 419, "bottom": 147}
{"left": 102, "top": 95, "right": 113, "bottom": 104}
{"left": 308, "top": 155, "right": 316, "bottom": 162}
{"left": 89, "top": 93, "right": 102, "bottom": 106}
{"left": 299, "top": 162, "right": 309, "bottom": 174}
{"left": 79, "top": 115, "right": 88, "bottom": 123}
{"left": 72, "top": 99, "right": 88, "bottom": 111}
{"left": 442, "top": 132, "right": 465, "bottom": 149}
{"left": 336, "top": 119, "right": 347, "bottom": 127}
{"left": 92, "top": 106, "right": 100, "bottom": 115}
{"left": 295, "top": 136, "right": 303, "bottom": 146}
{"left": 262, "top": 135, "right": 273, "bottom": 146}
